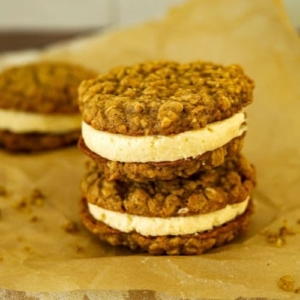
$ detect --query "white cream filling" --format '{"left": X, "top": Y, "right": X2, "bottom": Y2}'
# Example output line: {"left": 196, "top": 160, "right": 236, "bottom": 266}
{"left": 0, "top": 109, "right": 82, "bottom": 133}
{"left": 82, "top": 112, "right": 246, "bottom": 163}
{"left": 88, "top": 197, "right": 249, "bottom": 236}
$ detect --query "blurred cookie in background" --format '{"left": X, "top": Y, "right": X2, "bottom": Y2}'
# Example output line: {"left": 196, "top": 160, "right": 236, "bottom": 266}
{"left": 0, "top": 61, "right": 97, "bottom": 152}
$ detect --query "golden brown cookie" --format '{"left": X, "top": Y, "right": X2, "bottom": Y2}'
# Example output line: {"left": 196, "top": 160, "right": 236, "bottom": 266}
{"left": 79, "top": 61, "right": 254, "bottom": 135}
{"left": 78, "top": 60, "right": 253, "bottom": 180}
{"left": 80, "top": 154, "right": 255, "bottom": 254}
{"left": 0, "top": 61, "right": 97, "bottom": 152}
{"left": 78, "top": 60, "right": 256, "bottom": 255}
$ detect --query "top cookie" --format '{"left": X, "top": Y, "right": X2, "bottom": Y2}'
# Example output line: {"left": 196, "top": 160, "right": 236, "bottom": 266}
{"left": 79, "top": 60, "right": 254, "bottom": 136}
{"left": 0, "top": 61, "right": 97, "bottom": 114}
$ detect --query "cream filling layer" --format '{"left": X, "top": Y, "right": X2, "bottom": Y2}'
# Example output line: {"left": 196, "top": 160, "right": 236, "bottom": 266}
{"left": 0, "top": 109, "right": 81, "bottom": 133}
{"left": 88, "top": 197, "right": 249, "bottom": 236}
{"left": 82, "top": 112, "right": 246, "bottom": 163}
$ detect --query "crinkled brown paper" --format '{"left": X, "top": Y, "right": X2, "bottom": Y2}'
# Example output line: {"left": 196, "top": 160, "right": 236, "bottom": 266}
{"left": 0, "top": 0, "right": 300, "bottom": 299}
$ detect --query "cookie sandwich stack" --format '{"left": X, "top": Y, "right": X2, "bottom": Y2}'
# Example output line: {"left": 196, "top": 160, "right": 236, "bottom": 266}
{"left": 78, "top": 61, "right": 256, "bottom": 255}
{"left": 0, "top": 62, "right": 96, "bottom": 152}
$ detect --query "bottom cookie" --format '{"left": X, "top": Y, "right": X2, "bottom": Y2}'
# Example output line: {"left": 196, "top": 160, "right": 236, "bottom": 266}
{"left": 0, "top": 129, "right": 80, "bottom": 152}
{"left": 80, "top": 197, "right": 254, "bottom": 255}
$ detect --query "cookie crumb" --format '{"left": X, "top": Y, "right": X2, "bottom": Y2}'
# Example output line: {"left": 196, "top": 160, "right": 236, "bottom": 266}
{"left": 0, "top": 256, "right": 3, "bottom": 262}
{"left": 30, "top": 188, "right": 45, "bottom": 207}
{"left": 29, "top": 215, "right": 39, "bottom": 222}
{"left": 297, "top": 219, "right": 300, "bottom": 225}
{"left": 75, "top": 245, "right": 85, "bottom": 254}
{"left": 0, "top": 186, "right": 7, "bottom": 197}
{"left": 13, "top": 188, "right": 45, "bottom": 213}
{"left": 23, "top": 246, "right": 34, "bottom": 254}
{"left": 62, "top": 221, "right": 79, "bottom": 234}
{"left": 294, "top": 287, "right": 300, "bottom": 294}
{"left": 278, "top": 275, "right": 295, "bottom": 292}
{"left": 261, "top": 222, "right": 296, "bottom": 247}
{"left": 17, "top": 235, "right": 25, "bottom": 242}
{"left": 279, "top": 224, "right": 296, "bottom": 236}
{"left": 261, "top": 229, "right": 285, "bottom": 247}
{"left": 14, "top": 197, "right": 31, "bottom": 214}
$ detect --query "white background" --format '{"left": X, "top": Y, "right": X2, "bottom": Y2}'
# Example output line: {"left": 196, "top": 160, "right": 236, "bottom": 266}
{"left": 0, "top": 0, "right": 299, "bottom": 30}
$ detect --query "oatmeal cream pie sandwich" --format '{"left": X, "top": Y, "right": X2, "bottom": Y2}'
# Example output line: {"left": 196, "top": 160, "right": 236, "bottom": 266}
{"left": 80, "top": 154, "right": 256, "bottom": 255}
{"left": 0, "top": 61, "right": 97, "bottom": 152}
{"left": 78, "top": 61, "right": 254, "bottom": 182}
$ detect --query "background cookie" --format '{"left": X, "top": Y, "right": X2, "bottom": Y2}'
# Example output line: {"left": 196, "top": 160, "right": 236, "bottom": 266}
{"left": 0, "top": 61, "right": 97, "bottom": 152}
{"left": 0, "top": 130, "right": 80, "bottom": 152}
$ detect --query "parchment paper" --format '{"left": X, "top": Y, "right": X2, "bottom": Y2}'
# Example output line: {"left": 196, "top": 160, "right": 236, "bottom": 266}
{"left": 0, "top": 0, "right": 300, "bottom": 299}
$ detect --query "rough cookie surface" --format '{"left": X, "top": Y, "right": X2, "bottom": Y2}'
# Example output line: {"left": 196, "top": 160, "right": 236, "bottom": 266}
{"left": 81, "top": 154, "right": 255, "bottom": 217}
{"left": 78, "top": 134, "right": 245, "bottom": 182}
{"left": 0, "top": 62, "right": 97, "bottom": 114}
{"left": 0, "top": 129, "right": 80, "bottom": 152}
{"left": 79, "top": 61, "right": 254, "bottom": 135}
{"left": 80, "top": 197, "right": 253, "bottom": 255}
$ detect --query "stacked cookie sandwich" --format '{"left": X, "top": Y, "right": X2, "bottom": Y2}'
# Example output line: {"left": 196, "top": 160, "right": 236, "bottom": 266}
{"left": 78, "top": 61, "right": 256, "bottom": 255}
{"left": 0, "top": 62, "right": 96, "bottom": 152}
